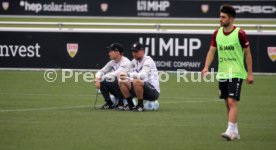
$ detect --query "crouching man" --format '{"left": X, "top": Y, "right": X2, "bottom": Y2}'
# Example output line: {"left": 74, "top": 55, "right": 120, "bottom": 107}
{"left": 118, "top": 42, "right": 160, "bottom": 112}
{"left": 95, "top": 43, "right": 130, "bottom": 110}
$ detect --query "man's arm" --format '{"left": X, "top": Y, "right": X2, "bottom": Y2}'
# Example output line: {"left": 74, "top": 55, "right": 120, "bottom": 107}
{"left": 105, "top": 60, "right": 131, "bottom": 79}
{"left": 129, "top": 59, "right": 151, "bottom": 80}
{"left": 95, "top": 61, "right": 113, "bottom": 89}
{"left": 202, "top": 46, "right": 217, "bottom": 75}
{"left": 244, "top": 46, "right": 254, "bottom": 84}
{"left": 136, "top": 61, "right": 151, "bottom": 80}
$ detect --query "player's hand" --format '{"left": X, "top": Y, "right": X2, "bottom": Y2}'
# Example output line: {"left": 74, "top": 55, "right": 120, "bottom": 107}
{"left": 119, "top": 72, "right": 128, "bottom": 80}
{"left": 247, "top": 74, "right": 254, "bottom": 84}
{"left": 94, "top": 78, "right": 101, "bottom": 89}
{"left": 95, "top": 81, "right": 100, "bottom": 89}
{"left": 201, "top": 67, "right": 209, "bottom": 76}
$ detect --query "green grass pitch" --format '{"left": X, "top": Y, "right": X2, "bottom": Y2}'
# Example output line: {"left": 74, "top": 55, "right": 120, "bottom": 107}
{"left": 0, "top": 71, "right": 275, "bottom": 150}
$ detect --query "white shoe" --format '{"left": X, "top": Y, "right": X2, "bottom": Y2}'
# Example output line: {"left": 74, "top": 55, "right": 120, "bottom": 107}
{"left": 221, "top": 132, "right": 240, "bottom": 141}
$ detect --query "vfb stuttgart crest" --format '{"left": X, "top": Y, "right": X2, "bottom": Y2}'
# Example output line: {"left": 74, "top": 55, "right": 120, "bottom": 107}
{"left": 267, "top": 47, "right": 276, "bottom": 62}
{"left": 100, "top": 3, "right": 108, "bottom": 12}
{"left": 2, "top": 1, "right": 9, "bottom": 11}
{"left": 67, "top": 43, "right": 78, "bottom": 58}
{"left": 201, "top": 4, "right": 209, "bottom": 13}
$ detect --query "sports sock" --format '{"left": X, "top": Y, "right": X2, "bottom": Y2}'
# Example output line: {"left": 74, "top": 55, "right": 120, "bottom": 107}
{"left": 126, "top": 97, "right": 134, "bottom": 107}
{"left": 226, "top": 122, "right": 235, "bottom": 133}
{"left": 138, "top": 99, "right": 143, "bottom": 107}
{"left": 234, "top": 123, "right": 239, "bottom": 134}
{"left": 117, "top": 98, "right": 124, "bottom": 106}
{"left": 106, "top": 99, "right": 113, "bottom": 106}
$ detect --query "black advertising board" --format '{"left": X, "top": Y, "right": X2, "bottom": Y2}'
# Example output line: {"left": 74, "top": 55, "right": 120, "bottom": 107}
{"left": 0, "top": 0, "right": 276, "bottom": 18}
{"left": 0, "top": 30, "right": 275, "bottom": 72}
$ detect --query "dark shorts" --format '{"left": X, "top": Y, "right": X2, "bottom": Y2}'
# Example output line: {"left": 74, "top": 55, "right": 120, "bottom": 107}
{"left": 131, "top": 81, "right": 160, "bottom": 101}
{"left": 219, "top": 78, "right": 243, "bottom": 101}
{"left": 100, "top": 77, "right": 124, "bottom": 99}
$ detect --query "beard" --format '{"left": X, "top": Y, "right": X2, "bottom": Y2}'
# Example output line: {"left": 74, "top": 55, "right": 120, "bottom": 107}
{"left": 220, "top": 21, "right": 229, "bottom": 27}
{"left": 135, "top": 57, "right": 142, "bottom": 61}
{"left": 134, "top": 55, "right": 142, "bottom": 61}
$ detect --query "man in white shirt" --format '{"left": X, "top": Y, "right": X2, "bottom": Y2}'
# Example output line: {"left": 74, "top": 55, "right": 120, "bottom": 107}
{"left": 119, "top": 42, "right": 160, "bottom": 112}
{"left": 95, "top": 43, "right": 130, "bottom": 109}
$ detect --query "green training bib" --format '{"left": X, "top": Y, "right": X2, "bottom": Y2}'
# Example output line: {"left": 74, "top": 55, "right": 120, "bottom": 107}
{"left": 216, "top": 27, "right": 247, "bottom": 79}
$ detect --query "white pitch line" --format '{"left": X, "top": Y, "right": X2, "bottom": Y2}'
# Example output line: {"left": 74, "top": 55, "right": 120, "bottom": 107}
{"left": 0, "top": 100, "right": 219, "bottom": 113}
{"left": 0, "top": 105, "right": 91, "bottom": 112}
{"left": 160, "top": 100, "right": 217, "bottom": 104}
{"left": 160, "top": 96, "right": 218, "bottom": 100}
{"left": 0, "top": 92, "right": 217, "bottom": 100}
{"left": 0, "top": 93, "right": 94, "bottom": 97}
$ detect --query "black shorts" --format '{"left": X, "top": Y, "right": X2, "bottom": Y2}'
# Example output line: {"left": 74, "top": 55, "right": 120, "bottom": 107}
{"left": 100, "top": 77, "right": 124, "bottom": 99}
{"left": 131, "top": 81, "right": 160, "bottom": 101}
{"left": 219, "top": 78, "right": 243, "bottom": 101}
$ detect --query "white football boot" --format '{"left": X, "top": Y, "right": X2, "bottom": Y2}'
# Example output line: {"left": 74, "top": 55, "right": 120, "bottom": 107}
{"left": 221, "top": 132, "right": 240, "bottom": 141}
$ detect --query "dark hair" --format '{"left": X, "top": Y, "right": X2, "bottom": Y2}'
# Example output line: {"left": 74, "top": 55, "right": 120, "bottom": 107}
{"left": 106, "top": 43, "right": 124, "bottom": 55}
{"left": 220, "top": 4, "right": 236, "bottom": 18}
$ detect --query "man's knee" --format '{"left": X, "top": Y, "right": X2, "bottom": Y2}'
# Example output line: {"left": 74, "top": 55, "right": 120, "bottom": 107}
{"left": 133, "top": 79, "right": 144, "bottom": 87}
{"left": 118, "top": 79, "right": 128, "bottom": 87}
{"left": 227, "top": 97, "right": 238, "bottom": 107}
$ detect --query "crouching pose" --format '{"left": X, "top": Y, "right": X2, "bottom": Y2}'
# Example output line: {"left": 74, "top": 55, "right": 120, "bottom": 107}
{"left": 95, "top": 43, "right": 130, "bottom": 110}
{"left": 119, "top": 42, "right": 160, "bottom": 112}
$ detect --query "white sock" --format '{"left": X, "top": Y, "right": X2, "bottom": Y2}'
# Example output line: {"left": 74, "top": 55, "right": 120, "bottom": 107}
{"left": 234, "top": 123, "right": 239, "bottom": 134}
{"left": 226, "top": 122, "right": 235, "bottom": 133}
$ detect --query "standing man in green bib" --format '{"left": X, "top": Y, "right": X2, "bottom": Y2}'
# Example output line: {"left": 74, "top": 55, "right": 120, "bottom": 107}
{"left": 202, "top": 4, "right": 254, "bottom": 141}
